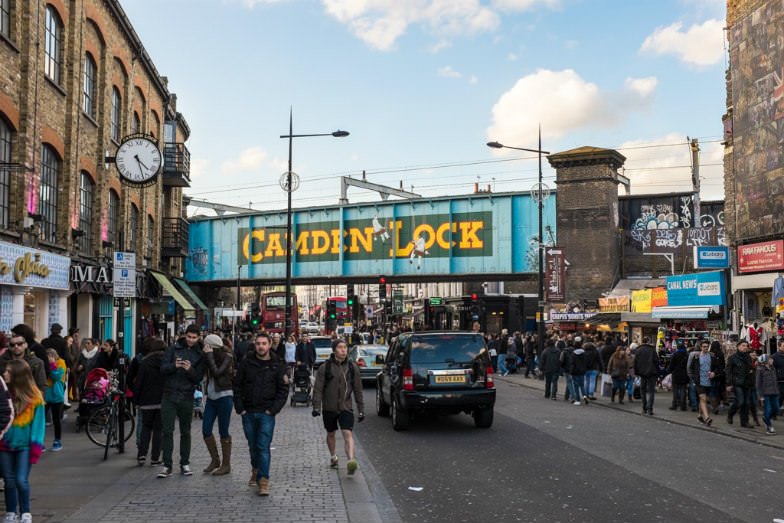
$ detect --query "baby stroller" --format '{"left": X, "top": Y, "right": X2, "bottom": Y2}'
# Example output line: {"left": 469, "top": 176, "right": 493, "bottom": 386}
{"left": 193, "top": 385, "right": 204, "bottom": 419}
{"left": 290, "top": 366, "right": 312, "bottom": 407}
{"left": 75, "top": 368, "right": 110, "bottom": 431}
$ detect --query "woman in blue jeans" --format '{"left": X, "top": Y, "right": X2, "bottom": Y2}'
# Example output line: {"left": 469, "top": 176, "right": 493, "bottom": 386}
{"left": 201, "top": 334, "right": 235, "bottom": 476}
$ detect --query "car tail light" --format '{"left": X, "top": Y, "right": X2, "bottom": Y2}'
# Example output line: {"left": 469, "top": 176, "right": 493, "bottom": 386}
{"left": 403, "top": 368, "right": 414, "bottom": 390}
{"left": 357, "top": 357, "right": 367, "bottom": 367}
{"left": 486, "top": 367, "right": 494, "bottom": 388}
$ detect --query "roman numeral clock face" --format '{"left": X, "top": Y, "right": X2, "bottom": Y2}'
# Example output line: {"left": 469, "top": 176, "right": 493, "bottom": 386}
{"left": 115, "top": 137, "right": 162, "bottom": 186}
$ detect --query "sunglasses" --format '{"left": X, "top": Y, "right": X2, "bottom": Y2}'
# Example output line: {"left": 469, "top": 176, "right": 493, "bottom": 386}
{"left": 8, "top": 342, "right": 25, "bottom": 347}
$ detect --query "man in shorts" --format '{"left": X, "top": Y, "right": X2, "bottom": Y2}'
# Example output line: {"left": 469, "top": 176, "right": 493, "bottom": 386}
{"left": 312, "top": 339, "right": 364, "bottom": 474}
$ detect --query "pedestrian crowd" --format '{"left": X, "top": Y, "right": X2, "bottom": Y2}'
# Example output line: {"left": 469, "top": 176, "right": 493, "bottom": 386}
{"left": 490, "top": 329, "right": 784, "bottom": 435}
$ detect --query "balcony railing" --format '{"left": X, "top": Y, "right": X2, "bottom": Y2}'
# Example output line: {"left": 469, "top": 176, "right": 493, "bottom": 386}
{"left": 162, "top": 142, "right": 191, "bottom": 187}
{"left": 161, "top": 217, "right": 189, "bottom": 258}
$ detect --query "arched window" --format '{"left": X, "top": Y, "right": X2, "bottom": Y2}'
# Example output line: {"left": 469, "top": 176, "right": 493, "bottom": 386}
{"left": 40, "top": 144, "right": 60, "bottom": 242}
{"left": 79, "top": 172, "right": 93, "bottom": 254}
{"left": 132, "top": 111, "right": 140, "bottom": 134}
{"left": 129, "top": 204, "right": 138, "bottom": 251}
{"left": 44, "top": 6, "right": 63, "bottom": 84}
{"left": 107, "top": 189, "right": 119, "bottom": 246}
{"left": 111, "top": 87, "right": 121, "bottom": 141}
{"left": 0, "top": 118, "right": 10, "bottom": 228}
{"left": 83, "top": 53, "right": 97, "bottom": 118}
{"left": 0, "top": 0, "right": 11, "bottom": 39}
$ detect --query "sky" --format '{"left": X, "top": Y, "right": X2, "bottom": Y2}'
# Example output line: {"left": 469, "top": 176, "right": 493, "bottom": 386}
{"left": 121, "top": 0, "right": 728, "bottom": 215}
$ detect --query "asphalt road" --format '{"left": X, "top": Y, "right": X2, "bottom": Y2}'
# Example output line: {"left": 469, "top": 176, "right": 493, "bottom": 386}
{"left": 355, "top": 381, "right": 784, "bottom": 523}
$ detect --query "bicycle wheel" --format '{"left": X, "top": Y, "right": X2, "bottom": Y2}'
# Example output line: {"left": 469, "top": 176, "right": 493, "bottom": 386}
{"left": 86, "top": 406, "right": 111, "bottom": 447}
{"left": 120, "top": 407, "right": 135, "bottom": 443}
{"left": 104, "top": 406, "right": 117, "bottom": 460}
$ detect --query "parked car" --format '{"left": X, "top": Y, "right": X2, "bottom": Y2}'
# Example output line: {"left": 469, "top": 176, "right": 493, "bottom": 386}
{"left": 350, "top": 344, "right": 388, "bottom": 384}
{"left": 311, "top": 336, "right": 334, "bottom": 367}
{"left": 305, "top": 322, "right": 320, "bottom": 335}
{"left": 376, "top": 331, "right": 495, "bottom": 430}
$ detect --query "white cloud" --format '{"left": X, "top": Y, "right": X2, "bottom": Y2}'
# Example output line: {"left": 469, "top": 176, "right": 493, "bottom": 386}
{"left": 430, "top": 39, "right": 452, "bottom": 53}
{"left": 639, "top": 19, "right": 724, "bottom": 66}
{"left": 486, "top": 69, "right": 656, "bottom": 145}
{"left": 624, "top": 76, "right": 658, "bottom": 98}
{"left": 220, "top": 146, "right": 269, "bottom": 175}
{"left": 618, "top": 133, "right": 724, "bottom": 199}
{"left": 437, "top": 65, "right": 462, "bottom": 78}
{"left": 227, "top": 0, "right": 286, "bottom": 8}
{"left": 189, "top": 157, "right": 210, "bottom": 180}
{"left": 320, "top": 0, "right": 556, "bottom": 51}
{"left": 507, "top": 52, "right": 518, "bottom": 61}
{"left": 469, "top": 75, "right": 478, "bottom": 84}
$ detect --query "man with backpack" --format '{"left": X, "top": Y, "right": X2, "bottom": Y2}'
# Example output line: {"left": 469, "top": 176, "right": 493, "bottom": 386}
{"left": 312, "top": 339, "right": 364, "bottom": 475}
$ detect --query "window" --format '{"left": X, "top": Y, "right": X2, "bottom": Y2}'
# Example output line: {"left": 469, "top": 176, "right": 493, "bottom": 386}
{"left": 146, "top": 214, "right": 154, "bottom": 257}
{"left": 44, "top": 6, "right": 62, "bottom": 84}
{"left": 107, "top": 189, "right": 118, "bottom": 246}
{"left": 39, "top": 145, "right": 59, "bottom": 242}
{"left": 132, "top": 112, "right": 140, "bottom": 134}
{"left": 111, "top": 87, "right": 121, "bottom": 141}
{"left": 128, "top": 204, "right": 138, "bottom": 251}
{"left": 83, "top": 54, "right": 97, "bottom": 118}
{"left": 0, "top": 0, "right": 10, "bottom": 39}
{"left": 78, "top": 172, "right": 93, "bottom": 254}
{"left": 0, "top": 118, "right": 10, "bottom": 229}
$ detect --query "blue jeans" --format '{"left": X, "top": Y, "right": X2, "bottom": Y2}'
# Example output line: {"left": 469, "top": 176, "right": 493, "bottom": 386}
{"left": 571, "top": 375, "right": 586, "bottom": 402}
{"left": 640, "top": 376, "right": 656, "bottom": 412}
{"left": 0, "top": 449, "right": 31, "bottom": 514}
{"left": 688, "top": 380, "right": 697, "bottom": 410}
{"left": 203, "top": 396, "right": 234, "bottom": 439}
{"left": 729, "top": 385, "right": 751, "bottom": 425}
{"left": 584, "top": 370, "right": 599, "bottom": 397}
{"left": 242, "top": 412, "right": 275, "bottom": 480}
{"left": 627, "top": 377, "right": 634, "bottom": 396}
{"left": 498, "top": 355, "right": 508, "bottom": 375}
{"left": 544, "top": 373, "right": 559, "bottom": 398}
{"left": 563, "top": 373, "right": 574, "bottom": 400}
{"left": 763, "top": 395, "right": 781, "bottom": 428}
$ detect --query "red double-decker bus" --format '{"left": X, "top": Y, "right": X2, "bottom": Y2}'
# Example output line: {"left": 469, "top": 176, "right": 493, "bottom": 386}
{"left": 261, "top": 292, "right": 298, "bottom": 335}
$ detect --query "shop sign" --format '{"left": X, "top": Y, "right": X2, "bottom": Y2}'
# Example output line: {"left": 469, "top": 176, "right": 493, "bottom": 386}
{"left": 694, "top": 246, "right": 730, "bottom": 269}
{"left": 71, "top": 265, "right": 111, "bottom": 283}
{"left": 651, "top": 287, "right": 668, "bottom": 308}
{"left": 598, "top": 297, "right": 629, "bottom": 312}
{"left": 665, "top": 271, "right": 725, "bottom": 307}
{"left": 545, "top": 247, "right": 566, "bottom": 302}
{"left": 631, "top": 289, "right": 652, "bottom": 313}
{"left": 738, "top": 240, "right": 784, "bottom": 273}
{"left": 0, "top": 240, "right": 70, "bottom": 290}
{"left": 551, "top": 312, "right": 597, "bottom": 321}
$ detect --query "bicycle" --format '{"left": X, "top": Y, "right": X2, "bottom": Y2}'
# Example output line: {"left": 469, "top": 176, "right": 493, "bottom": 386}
{"left": 85, "top": 372, "right": 135, "bottom": 459}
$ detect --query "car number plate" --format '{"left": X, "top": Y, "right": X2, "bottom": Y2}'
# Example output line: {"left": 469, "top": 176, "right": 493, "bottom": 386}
{"left": 434, "top": 375, "right": 465, "bottom": 384}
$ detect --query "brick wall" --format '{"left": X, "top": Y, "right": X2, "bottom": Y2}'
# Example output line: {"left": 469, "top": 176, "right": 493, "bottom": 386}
{"left": 727, "top": 0, "right": 768, "bottom": 26}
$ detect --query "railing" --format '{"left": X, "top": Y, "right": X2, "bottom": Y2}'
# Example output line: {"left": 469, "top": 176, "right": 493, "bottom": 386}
{"left": 161, "top": 217, "right": 189, "bottom": 257}
{"left": 162, "top": 143, "right": 191, "bottom": 186}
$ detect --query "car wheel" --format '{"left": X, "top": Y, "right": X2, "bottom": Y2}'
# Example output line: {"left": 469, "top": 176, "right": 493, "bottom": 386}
{"left": 391, "top": 396, "right": 409, "bottom": 431}
{"left": 376, "top": 386, "right": 390, "bottom": 417}
{"left": 473, "top": 407, "right": 493, "bottom": 428}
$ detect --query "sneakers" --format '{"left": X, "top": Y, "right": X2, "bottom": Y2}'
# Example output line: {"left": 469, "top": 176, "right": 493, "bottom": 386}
{"left": 767, "top": 426, "right": 776, "bottom": 435}
{"left": 572, "top": 401, "right": 581, "bottom": 406}
{"left": 3, "top": 513, "right": 16, "bottom": 523}
{"left": 51, "top": 440, "right": 62, "bottom": 452}
{"left": 137, "top": 456, "right": 146, "bottom": 466}
{"left": 19, "top": 515, "right": 30, "bottom": 523}
{"left": 157, "top": 467, "right": 173, "bottom": 478}
{"left": 330, "top": 456, "right": 339, "bottom": 470}
{"left": 347, "top": 459, "right": 358, "bottom": 475}
{"left": 502, "top": 371, "right": 509, "bottom": 377}
{"left": 150, "top": 459, "right": 162, "bottom": 466}
{"left": 181, "top": 465, "right": 193, "bottom": 476}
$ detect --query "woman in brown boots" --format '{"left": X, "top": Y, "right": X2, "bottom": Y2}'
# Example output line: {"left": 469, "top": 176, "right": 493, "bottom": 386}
{"left": 607, "top": 346, "right": 633, "bottom": 404}
{"left": 201, "top": 334, "right": 235, "bottom": 476}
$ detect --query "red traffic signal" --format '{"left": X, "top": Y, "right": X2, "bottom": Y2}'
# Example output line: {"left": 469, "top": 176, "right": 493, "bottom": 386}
{"left": 380, "top": 277, "right": 386, "bottom": 284}
{"left": 471, "top": 293, "right": 478, "bottom": 300}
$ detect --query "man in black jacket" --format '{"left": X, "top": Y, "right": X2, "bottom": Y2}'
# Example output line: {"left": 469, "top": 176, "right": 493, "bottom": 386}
{"left": 539, "top": 340, "right": 562, "bottom": 399}
{"left": 296, "top": 334, "right": 317, "bottom": 370}
{"left": 726, "top": 340, "right": 754, "bottom": 427}
{"left": 42, "top": 323, "right": 69, "bottom": 368}
{"left": 773, "top": 340, "right": 784, "bottom": 415}
{"left": 157, "top": 325, "right": 205, "bottom": 478}
{"left": 233, "top": 332, "right": 288, "bottom": 496}
{"left": 634, "top": 337, "right": 659, "bottom": 415}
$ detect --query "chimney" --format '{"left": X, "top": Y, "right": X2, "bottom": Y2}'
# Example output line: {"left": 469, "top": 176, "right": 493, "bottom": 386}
{"left": 169, "top": 93, "right": 177, "bottom": 112}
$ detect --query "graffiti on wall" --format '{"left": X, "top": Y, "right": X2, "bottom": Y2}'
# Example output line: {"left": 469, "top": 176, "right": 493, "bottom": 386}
{"left": 729, "top": 2, "right": 784, "bottom": 238}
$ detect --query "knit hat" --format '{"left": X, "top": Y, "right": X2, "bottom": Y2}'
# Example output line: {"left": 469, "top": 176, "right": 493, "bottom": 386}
{"left": 203, "top": 334, "right": 223, "bottom": 349}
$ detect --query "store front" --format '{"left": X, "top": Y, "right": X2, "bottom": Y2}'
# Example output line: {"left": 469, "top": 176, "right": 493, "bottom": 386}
{"left": 0, "top": 241, "right": 70, "bottom": 336}
{"left": 150, "top": 270, "right": 196, "bottom": 342}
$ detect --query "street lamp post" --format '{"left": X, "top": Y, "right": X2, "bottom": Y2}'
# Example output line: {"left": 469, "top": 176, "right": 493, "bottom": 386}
{"left": 280, "top": 109, "right": 348, "bottom": 339}
{"left": 487, "top": 128, "right": 550, "bottom": 361}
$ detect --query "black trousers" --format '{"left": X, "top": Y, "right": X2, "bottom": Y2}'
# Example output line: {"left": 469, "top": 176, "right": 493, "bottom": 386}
{"left": 139, "top": 408, "right": 162, "bottom": 461}
{"left": 47, "top": 402, "right": 64, "bottom": 440}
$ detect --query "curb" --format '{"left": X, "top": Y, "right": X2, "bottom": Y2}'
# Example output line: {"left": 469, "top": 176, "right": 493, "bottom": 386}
{"left": 498, "top": 375, "right": 784, "bottom": 451}
{"left": 340, "top": 433, "right": 402, "bottom": 523}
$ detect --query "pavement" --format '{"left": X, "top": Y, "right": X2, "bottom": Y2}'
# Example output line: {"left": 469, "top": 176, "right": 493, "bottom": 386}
{"left": 495, "top": 370, "right": 784, "bottom": 450}
{"left": 27, "top": 400, "right": 398, "bottom": 523}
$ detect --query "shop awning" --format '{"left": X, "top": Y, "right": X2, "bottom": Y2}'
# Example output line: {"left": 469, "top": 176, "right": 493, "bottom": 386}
{"left": 585, "top": 313, "right": 622, "bottom": 327}
{"left": 621, "top": 312, "right": 661, "bottom": 325}
{"left": 651, "top": 306, "right": 712, "bottom": 319}
{"left": 174, "top": 278, "right": 209, "bottom": 312}
{"left": 150, "top": 271, "right": 195, "bottom": 315}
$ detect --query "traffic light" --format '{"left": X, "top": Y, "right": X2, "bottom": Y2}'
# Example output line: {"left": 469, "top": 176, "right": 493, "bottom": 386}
{"left": 327, "top": 299, "right": 336, "bottom": 320}
{"left": 424, "top": 298, "right": 431, "bottom": 325}
{"left": 347, "top": 284, "right": 355, "bottom": 320}
{"left": 379, "top": 276, "right": 387, "bottom": 299}
{"left": 250, "top": 303, "right": 260, "bottom": 327}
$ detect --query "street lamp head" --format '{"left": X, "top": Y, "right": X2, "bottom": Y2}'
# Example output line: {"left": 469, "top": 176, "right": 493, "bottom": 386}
{"left": 486, "top": 141, "right": 504, "bottom": 149}
{"left": 332, "top": 130, "right": 350, "bottom": 138}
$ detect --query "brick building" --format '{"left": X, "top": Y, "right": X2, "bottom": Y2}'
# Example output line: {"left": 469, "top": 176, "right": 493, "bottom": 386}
{"left": 724, "top": 0, "right": 784, "bottom": 330}
{"left": 0, "top": 0, "right": 194, "bottom": 350}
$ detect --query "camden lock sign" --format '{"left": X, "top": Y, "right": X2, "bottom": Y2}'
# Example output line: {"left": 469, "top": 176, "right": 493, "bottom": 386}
{"left": 0, "top": 241, "right": 70, "bottom": 290}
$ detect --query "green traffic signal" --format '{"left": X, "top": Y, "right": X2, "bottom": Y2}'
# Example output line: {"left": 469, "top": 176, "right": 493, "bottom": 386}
{"left": 252, "top": 318, "right": 258, "bottom": 325}
{"left": 347, "top": 299, "right": 354, "bottom": 305}
{"left": 330, "top": 314, "right": 336, "bottom": 319}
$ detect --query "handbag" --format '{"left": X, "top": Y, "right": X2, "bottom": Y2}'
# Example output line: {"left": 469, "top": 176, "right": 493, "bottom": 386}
{"left": 610, "top": 368, "right": 623, "bottom": 379}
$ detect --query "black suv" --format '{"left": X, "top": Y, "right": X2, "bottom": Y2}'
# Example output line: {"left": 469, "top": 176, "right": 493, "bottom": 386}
{"left": 375, "top": 331, "right": 495, "bottom": 430}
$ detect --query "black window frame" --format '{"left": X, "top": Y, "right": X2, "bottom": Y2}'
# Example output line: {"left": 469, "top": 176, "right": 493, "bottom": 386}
{"left": 0, "top": 0, "right": 11, "bottom": 39}
{"left": 107, "top": 189, "right": 119, "bottom": 246}
{"left": 111, "top": 87, "right": 121, "bottom": 142}
{"left": 78, "top": 171, "right": 93, "bottom": 255}
{"left": 82, "top": 53, "right": 97, "bottom": 118}
{"left": 44, "top": 6, "right": 63, "bottom": 84}
{"left": 39, "top": 144, "right": 59, "bottom": 243}
{"left": 0, "top": 118, "right": 10, "bottom": 229}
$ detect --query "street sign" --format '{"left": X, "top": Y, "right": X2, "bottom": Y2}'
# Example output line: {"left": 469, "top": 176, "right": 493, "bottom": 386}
{"left": 429, "top": 297, "right": 442, "bottom": 305}
{"left": 545, "top": 247, "right": 565, "bottom": 302}
{"left": 393, "top": 290, "right": 403, "bottom": 315}
{"left": 113, "top": 252, "right": 136, "bottom": 298}
{"left": 694, "top": 246, "right": 730, "bottom": 269}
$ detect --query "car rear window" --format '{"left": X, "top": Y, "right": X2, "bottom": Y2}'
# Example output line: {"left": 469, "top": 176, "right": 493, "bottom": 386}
{"left": 312, "top": 338, "right": 332, "bottom": 348}
{"left": 409, "top": 334, "right": 485, "bottom": 363}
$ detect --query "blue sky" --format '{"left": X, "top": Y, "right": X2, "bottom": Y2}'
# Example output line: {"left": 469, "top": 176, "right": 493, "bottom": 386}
{"left": 122, "top": 0, "right": 727, "bottom": 213}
